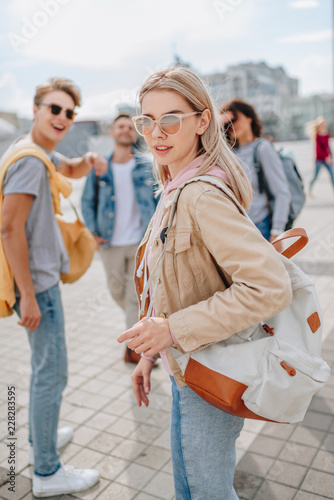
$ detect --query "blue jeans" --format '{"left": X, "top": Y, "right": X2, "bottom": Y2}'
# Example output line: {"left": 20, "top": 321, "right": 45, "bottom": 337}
{"left": 14, "top": 283, "right": 67, "bottom": 476}
{"left": 255, "top": 214, "right": 271, "bottom": 241}
{"left": 170, "top": 377, "right": 244, "bottom": 500}
{"left": 310, "top": 160, "right": 334, "bottom": 189}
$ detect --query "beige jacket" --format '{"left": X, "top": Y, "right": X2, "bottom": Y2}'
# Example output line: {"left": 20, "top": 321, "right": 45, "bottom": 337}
{"left": 135, "top": 178, "right": 292, "bottom": 386}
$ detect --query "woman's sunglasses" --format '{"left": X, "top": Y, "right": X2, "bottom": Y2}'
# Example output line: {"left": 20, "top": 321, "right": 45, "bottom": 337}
{"left": 132, "top": 112, "right": 201, "bottom": 136}
{"left": 222, "top": 111, "right": 237, "bottom": 129}
{"left": 38, "top": 103, "right": 76, "bottom": 120}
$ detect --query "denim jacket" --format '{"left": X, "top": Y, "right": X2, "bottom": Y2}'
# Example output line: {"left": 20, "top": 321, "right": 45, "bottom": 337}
{"left": 81, "top": 149, "right": 158, "bottom": 248}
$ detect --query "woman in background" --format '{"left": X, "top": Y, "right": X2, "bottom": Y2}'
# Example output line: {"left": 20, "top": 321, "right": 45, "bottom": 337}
{"left": 307, "top": 116, "right": 334, "bottom": 195}
{"left": 220, "top": 99, "right": 291, "bottom": 241}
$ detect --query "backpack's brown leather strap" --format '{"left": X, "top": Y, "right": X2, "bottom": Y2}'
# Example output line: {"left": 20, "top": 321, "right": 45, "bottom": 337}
{"left": 272, "top": 228, "right": 308, "bottom": 259}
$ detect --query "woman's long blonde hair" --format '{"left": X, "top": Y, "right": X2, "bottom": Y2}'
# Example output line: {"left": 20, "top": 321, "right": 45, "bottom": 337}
{"left": 305, "top": 116, "right": 326, "bottom": 140}
{"left": 138, "top": 66, "right": 252, "bottom": 209}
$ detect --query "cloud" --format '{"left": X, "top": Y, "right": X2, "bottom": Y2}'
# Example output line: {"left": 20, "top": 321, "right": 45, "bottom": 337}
{"left": 293, "top": 53, "right": 331, "bottom": 94}
{"left": 288, "top": 0, "right": 320, "bottom": 8}
{"left": 280, "top": 30, "right": 332, "bottom": 43}
{"left": 78, "top": 87, "right": 140, "bottom": 120}
{"left": 4, "top": 0, "right": 254, "bottom": 69}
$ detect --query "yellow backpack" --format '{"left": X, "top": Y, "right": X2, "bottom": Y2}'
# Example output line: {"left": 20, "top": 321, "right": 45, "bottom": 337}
{"left": 0, "top": 144, "right": 96, "bottom": 318}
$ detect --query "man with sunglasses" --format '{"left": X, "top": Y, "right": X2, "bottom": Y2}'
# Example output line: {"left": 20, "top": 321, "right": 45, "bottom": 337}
{"left": 1, "top": 77, "right": 107, "bottom": 496}
{"left": 82, "top": 113, "right": 158, "bottom": 363}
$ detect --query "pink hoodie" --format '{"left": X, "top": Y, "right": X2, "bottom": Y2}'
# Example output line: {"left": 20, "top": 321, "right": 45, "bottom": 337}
{"left": 163, "top": 154, "right": 230, "bottom": 195}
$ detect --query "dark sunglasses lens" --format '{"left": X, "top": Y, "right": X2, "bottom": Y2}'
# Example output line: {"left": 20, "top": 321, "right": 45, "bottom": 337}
{"left": 223, "top": 115, "right": 237, "bottom": 130}
{"left": 66, "top": 109, "right": 75, "bottom": 120}
{"left": 136, "top": 117, "right": 153, "bottom": 136}
{"left": 160, "top": 115, "right": 180, "bottom": 135}
{"left": 50, "top": 104, "right": 62, "bottom": 116}
{"left": 49, "top": 104, "right": 74, "bottom": 119}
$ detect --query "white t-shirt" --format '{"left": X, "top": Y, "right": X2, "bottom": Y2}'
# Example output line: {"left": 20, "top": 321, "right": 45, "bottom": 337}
{"left": 110, "top": 159, "right": 143, "bottom": 246}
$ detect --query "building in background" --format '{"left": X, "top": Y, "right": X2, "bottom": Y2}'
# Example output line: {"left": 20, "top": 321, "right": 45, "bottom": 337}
{"left": 204, "top": 61, "right": 334, "bottom": 140}
{"left": 0, "top": 111, "right": 22, "bottom": 156}
{"left": 206, "top": 61, "right": 298, "bottom": 103}
{"left": 280, "top": 93, "right": 334, "bottom": 140}
{"left": 0, "top": 111, "right": 20, "bottom": 131}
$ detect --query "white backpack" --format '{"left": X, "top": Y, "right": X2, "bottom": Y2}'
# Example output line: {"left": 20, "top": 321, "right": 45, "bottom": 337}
{"left": 141, "top": 176, "right": 330, "bottom": 424}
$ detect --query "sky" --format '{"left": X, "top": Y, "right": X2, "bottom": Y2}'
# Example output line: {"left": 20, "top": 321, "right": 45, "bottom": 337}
{"left": 0, "top": 0, "right": 333, "bottom": 120}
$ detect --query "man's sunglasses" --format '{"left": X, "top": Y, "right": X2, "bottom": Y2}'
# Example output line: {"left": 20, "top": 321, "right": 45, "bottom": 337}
{"left": 132, "top": 112, "right": 201, "bottom": 136}
{"left": 39, "top": 103, "right": 76, "bottom": 120}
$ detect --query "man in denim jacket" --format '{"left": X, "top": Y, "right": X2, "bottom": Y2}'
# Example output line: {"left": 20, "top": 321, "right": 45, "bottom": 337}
{"left": 81, "top": 114, "right": 158, "bottom": 363}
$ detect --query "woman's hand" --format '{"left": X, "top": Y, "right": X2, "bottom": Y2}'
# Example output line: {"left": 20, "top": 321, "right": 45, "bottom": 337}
{"left": 131, "top": 357, "right": 154, "bottom": 407}
{"left": 117, "top": 317, "right": 174, "bottom": 357}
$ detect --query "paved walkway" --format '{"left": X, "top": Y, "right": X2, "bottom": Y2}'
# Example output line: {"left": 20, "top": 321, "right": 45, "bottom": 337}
{"left": 0, "top": 141, "right": 333, "bottom": 499}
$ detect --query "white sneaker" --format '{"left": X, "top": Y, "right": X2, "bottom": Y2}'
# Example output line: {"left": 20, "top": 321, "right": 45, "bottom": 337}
{"left": 28, "top": 426, "right": 73, "bottom": 465}
{"left": 33, "top": 464, "right": 99, "bottom": 497}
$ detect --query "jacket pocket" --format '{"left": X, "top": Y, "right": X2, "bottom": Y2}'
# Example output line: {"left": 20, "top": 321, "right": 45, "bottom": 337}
{"left": 166, "top": 232, "right": 195, "bottom": 289}
{"left": 242, "top": 338, "right": 330, "bottom": 423}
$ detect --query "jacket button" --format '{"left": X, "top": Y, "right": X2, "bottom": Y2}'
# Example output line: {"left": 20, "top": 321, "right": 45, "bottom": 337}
{"left": 100, "top": 181, "right": 106, "bottom": 187}
{"left": 159, "top": 312, "right": 167, "bottom": 318}
{"left": 108, "top": 213, "right": 114, "bottom": 218}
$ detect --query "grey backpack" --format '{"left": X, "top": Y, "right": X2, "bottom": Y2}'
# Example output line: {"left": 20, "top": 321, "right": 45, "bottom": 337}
{"left": 254, "top": 140, "right": 306, "bottom": 230}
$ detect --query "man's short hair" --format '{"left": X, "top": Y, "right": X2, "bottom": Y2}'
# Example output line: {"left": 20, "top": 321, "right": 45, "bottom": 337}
{"left": 34, "top": 77, "right": 81, "bottom": 107}
{"left": 112, "top": 113, "right": 132, "bottom": 125}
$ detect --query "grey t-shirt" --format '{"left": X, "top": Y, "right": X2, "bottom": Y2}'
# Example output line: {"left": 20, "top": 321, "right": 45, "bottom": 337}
{"left": 2, "top": 141, "right": 69, "bottom": 296}
{"left": 235, "top": 139, "right": 291, "bottom": 229}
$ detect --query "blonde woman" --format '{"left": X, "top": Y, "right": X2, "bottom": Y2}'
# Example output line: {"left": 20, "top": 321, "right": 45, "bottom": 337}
{"left": 118, "top": 67, "right": 291, "bottom": 500}
{"left": 307, "top": 116, "right": 334, "bottom": 194}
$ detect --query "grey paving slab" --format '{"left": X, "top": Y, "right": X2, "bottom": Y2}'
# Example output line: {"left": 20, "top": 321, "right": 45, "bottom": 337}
{"left": 236, "top": 452, "right": 275, "bottom": 477}
{"left": 93, "top": 481, "right": 137, "bottom": 500}
{"left": 278, "top": 442, "right": 318, "bottom": 467}
{"left": 234, "top": 471, "right": 263, "bottom": 500}
{"left": 0, "top": 473, "right": 31, "bottom": 500}
{"left": 294, "top": 492, "right": 333, "bottom": 500}
{"left": 248, "top": 435, "right": 286, "bottom": 459}
{"left": 300, "top": 469, "right": 334, "bottom": 498}
{"left": 254, "top": 481, "right": 297, "bottom": 500}
{"left": 267, "top": 460, "right": 308, "bottom": 488}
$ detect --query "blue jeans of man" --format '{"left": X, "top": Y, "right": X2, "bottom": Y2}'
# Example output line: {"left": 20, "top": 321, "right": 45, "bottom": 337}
{"left": 14, "top": 283, "right": 67, "bottom": 476}
{"left": 170, "top": 377, "right": 244, "bottom": 500}
{"left": 310, "top": 160, "right": 334, "bottom": 189}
